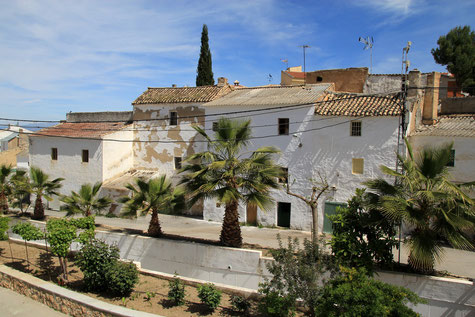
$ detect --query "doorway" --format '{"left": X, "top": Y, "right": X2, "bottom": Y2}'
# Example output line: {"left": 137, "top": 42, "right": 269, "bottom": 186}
{"left": 277, "top": 202, "right": 291, "bottom": 228}
{"left": 246, "top": 203, "right": 257, "bottom": 226}
{"left": 323, "top": 201, "right": 347, "bottom": 234}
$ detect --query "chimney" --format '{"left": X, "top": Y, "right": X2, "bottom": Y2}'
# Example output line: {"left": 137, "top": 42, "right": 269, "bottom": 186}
{"left": 172, "top": 84, "right": 177, "bottom": 88}
{"left": 217, "top": 77, "right": 228, "bottom": 87}
{"left": 422, "top": 72, "right": 441, "bottom": 125}
{"left": 408, "top": 69, "right": 421, "bottom": 98}
{"left": 234, "top": 80, "right": 240, "bottom": 86}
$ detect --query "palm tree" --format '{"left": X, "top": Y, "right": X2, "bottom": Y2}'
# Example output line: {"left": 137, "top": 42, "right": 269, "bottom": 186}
{"left": 120, "top": 175, "right": 185, "bottom": 237}
{"left": 10, "top": 169, "right": 31, "bottom": 214}
{"left": 0, "top": 164, "right": 14, "bottom": 213}
{"left": 180, "top": 118, "right": 283, "bottom": 247}
{"left": 364, "top": 140, "right": 474, "bottom": 272}
{"left": 30, "top": 167, "right": 63, "bottom": 220}
{"left": 60, "top": 182, "right": 112, "bottom": 217}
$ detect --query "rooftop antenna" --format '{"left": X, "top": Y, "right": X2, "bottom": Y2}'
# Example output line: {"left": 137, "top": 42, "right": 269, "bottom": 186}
{"left": 358, "top": 36, "right": 374, "bottom": 73}
{"left": 268, "top": 74, "right": 273, "bottom": 84}
{"left": 298, "top": 45, "right": 310, "bottom": 84}
{"left": 281, "top": 59, "right": 288, "bottom": 70}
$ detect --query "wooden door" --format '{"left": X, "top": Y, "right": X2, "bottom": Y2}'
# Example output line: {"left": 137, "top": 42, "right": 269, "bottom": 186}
{"left": 246, "top": 203, "right": 257, "bottom": 226}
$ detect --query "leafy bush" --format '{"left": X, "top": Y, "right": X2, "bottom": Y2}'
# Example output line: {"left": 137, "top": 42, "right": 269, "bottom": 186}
{"left": 329, "top": 188, "right": 397, "bottom": 274}
{"left": 258, "top": 288, "right": 295, "bottom": 317}
{"left": 76, "top": 239, "right": 119, "bottom": 291}
{"left": 0, "top": 217, "right": 9, "bottom": 240}
{"left": 105, "top": 260, "right": 139, "bottom": 297}
{"left": 70, "top": 216, "right": 95, "bottom": 244}
{"left": 197, "top": 283, "right": 221, "bottom": 312}
{"left": 314, "top": 267, "right": 424, "bottom": 317}
{"left": 231, "top": 295, "right": 251, "bottom": 313}
{"left": 168, "top": 276, "right": 186, "bottom": 306}
{"left": 12, "top": 222, "right": 44, "bottom": 241}
{"left": 260, "top": 235, "right": 336, "bottom": 316}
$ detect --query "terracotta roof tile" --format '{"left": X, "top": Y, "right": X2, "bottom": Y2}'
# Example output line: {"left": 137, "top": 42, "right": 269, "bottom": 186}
{"left": 31, "top": 122, "right": 131, "bottom": 139}
{"left": 410, "top": 115, "right": 475, "bottom": 137}
{"left": 132, "top": 85, "right": 232, "bottom": 105}
{"left": 316, "top": 92, "right": 402, "bottom": 117}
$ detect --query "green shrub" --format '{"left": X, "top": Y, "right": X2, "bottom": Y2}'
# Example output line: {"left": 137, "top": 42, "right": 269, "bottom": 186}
{"left": 105, "top": 260, "right": 139, "bottom": 297}
{"left": 0, "top": 217, "right": 10, "bottom": 240}
{"left": 258, "top": 288, "right": 295, "bottom": 317}
{"left": 12, "top": 222, "right": 44, "bottom": 241}
{"left": 168, "top": 276, "right": 186, "bottom": 306}
{"left": 329, "top": 188, "right": 397, "bottom": 274}
{"left": 76, "top": 239, "right": 119, "bottom": 291}
{"left": 260, "top": 235, "right": 336, "bottom": 316}
{"left": 197, "top": 283, "right": 221, "bottom": 312}
{"left": 70, "top": 216, "right": 95, "bottom": 244}
{"left": 231, "top": 295, "right": 251, "bottom": 313}
{"left": 314, "top": 267, "right": 424, "bottom": 317}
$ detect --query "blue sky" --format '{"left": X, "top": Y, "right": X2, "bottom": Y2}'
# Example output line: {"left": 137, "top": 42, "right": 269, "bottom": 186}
{"left": 1, "top": 0, "right": 474, "bottom": 121}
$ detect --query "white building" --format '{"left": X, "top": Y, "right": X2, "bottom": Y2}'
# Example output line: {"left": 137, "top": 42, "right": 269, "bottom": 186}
{"left": 29, "top": 112, "right": 134, "bottom": 209}
{"left": 201, "top": 85, "right": 403, "bottom": 232}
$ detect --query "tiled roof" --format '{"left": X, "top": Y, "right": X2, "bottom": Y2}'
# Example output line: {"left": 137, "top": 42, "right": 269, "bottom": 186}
{"left": 410, "top": 115, "right": 475, "bottom": 137}
{"left": 315, "top": 92, "right": 402, "bottom": 116}
{"left": 204, "top": 84, "right": 331, "bottom": 107}
{"left": 284, "top": 71, "right": 306, "bottom": 79}
{"left": 132, "top": 85, "right": 232, "bottom": 105}
{"left": 30, "top": 122, "right": 131, "bottom": 139}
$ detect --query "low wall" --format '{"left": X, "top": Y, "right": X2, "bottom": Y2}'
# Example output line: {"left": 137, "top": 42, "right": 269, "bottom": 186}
{"left": 0, "top": 264, "right": 159, "bottom": 317}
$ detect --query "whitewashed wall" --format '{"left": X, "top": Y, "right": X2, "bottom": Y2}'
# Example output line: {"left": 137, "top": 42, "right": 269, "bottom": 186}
{"left": 203, "top": 104, "right": 400, "bottom": 231}
{"left": 102, "top": 129, "right": 134, "bottom": 181}
{"left": 409, "top": 135, "right": 475, "bottom": 184}
{"left": 29, "top": 136, "right": 103, "bottom": 209}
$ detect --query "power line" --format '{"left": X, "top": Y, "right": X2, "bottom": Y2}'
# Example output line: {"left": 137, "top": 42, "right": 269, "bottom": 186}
{"left": 9, "top": 115, "right": 368, "bottom": 143}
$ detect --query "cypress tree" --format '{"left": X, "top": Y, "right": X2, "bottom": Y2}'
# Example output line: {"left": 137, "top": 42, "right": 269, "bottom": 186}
{"left": 196, "top": 24, "right": 214, "bottom": 86}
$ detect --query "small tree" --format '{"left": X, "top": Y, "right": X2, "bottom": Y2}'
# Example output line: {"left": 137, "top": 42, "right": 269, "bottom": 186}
{"left": 314, "top": 267, "right": 424, "bottom": 317}
{"left": 46, "top": 218, "right": 77, "bottom": 281}
{"left": 286, "top": 172, "right": 329, "bottom": 243}
{"left": 12, "top": 222, "right": 44, "bottom": 270}
{"left": 30, "top": 167, "right": 63, "bottom": 220}
{"left": 260, "top": 235, "right": 337, "bottom": 316}
{"left": 196, "top": 24, "right": 214, "bottom": 86}
{"left": 0, "top": 217, "right": 10, "bottom": 240}
{"left": 329, "top": 188, "right": 397, "bottom": 274}
{"left": 61, "top": 182, "right": 111, "bottom": 217}
{"left": 432, "top": 25, "right": 475, "bottom": 95}
{"left": 120, "top": 175, "right": 185, "bottom": 237}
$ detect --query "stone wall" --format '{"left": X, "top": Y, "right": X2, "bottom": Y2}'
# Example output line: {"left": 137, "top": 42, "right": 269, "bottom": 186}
{"left": 441, "top": 97, "right": 475, "bottom": 114}
{"left": 66, "top": 111, "right": 133, "bottom": 123}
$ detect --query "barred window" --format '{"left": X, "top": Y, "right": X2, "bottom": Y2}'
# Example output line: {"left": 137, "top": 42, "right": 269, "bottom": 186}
{"left": 174, "top": 157, "right": 182, "bottom": 170}
{"left": 169, "top": 111, "right": 178, "bottom": 126}
{"left": 278, "top": 118, "right": 289, "bottom": 135}
{"left": 51, "top": 148, "right": 58, "bottom": 161}
{"left": 352, "top": 158, "right": 364, "bottom": 174}
{"left": 351, "top": 121, "right": 362, "bottom": 136}
{"left": 82, "top": 150, "right": 89, "bottom": 163}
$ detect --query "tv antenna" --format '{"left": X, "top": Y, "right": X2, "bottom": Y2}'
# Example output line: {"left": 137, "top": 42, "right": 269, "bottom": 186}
{"left": 358, "top": 36, "right": 374, "bottom": 73}
{"left": 281, "top": 59, "right": 289, "bottom": 70}
{"left": 268, "top": 74, "right": 273, "bottom": 84}
{"left": 298, "top": 45, "right": 310, "bottom": 84}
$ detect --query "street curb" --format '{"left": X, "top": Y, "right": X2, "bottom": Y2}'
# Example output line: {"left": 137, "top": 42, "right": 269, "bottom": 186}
{"left": 0, "top": 264, "right": 162, "bottom": 317}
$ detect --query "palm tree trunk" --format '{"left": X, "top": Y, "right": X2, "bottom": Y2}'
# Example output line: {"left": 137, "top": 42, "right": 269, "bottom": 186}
{"left": 32, "top": 195, "right": 45, "bottom": 220}
{"left": 147, "top": 208, "right": 162, "bottom": 237}
{"left": 0, "top": 190, "right": 8, "bottom": 213}
{"left": 220, "top": 200, "right": 242, "bottom": 247}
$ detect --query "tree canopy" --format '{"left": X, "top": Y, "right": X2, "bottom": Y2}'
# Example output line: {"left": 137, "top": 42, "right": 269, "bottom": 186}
{"left": 431, "top": 25, "right": 475, "bottom": 95}
{"left": 196, "top": 24, "right": 214, "bottom": 86}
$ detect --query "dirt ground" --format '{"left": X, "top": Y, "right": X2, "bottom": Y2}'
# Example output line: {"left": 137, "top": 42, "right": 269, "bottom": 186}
{"left": 0, "top": 240, "right": 303, "bottom": 317}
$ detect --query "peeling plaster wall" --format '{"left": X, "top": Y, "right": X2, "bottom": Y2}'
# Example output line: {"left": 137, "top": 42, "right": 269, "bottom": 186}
{"left": 29, "top": 137, "right": 103, "bottom": 209}
{"left": 132, "top": 103, "right": 205, "bottom": 177}
{"left": 102, "top": 129, "right": 134, "bottom": 181}
{"left": 202, "top": 105, "right": 399, "bottom": 231}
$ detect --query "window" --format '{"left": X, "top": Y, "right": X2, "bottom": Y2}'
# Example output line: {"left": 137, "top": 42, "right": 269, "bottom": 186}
{"left": 447, "top": 149, "right": 455, "bottom": 167}
{"left": 279, "top": 167, "right": 288, "bottom": 183}
{"left": 82, "top": 150, "right": 89, "bottom": 163}
{"left": 278, "top": 118, "right": 289, "bottom": 135}
{"left": 169, "top": 111, "right": 178, "bottom": 126}
{"left": 352, "top": 158, "right": 364, "bottom": 175}
{"left": 51, "top": 148, "right": 58, "bottom": 161}
{"left": 174, "top": 156, "right": 182, "bottom": 170}
{"left": 350, "top": 121, "right": 362, "bottom": 136}
{"left": 212, "top": 122, "right": 218, "bottom": 132}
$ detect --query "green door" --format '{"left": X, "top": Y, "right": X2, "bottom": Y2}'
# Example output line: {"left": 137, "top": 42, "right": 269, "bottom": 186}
{"left": 277, "top": 202, "right": 291, "bottom": 228}
{"left": 323, "top": 202, "right": 347, "bottom": 234}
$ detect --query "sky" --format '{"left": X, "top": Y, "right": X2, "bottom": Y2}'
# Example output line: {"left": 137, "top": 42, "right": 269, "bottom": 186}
{"left": 1, "top": 0, "right": 474, "bottom": 121}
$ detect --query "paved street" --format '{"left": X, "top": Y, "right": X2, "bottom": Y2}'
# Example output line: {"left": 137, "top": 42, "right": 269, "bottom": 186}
{"left": 0, "top": 287, "right": 66, "bottom": 317}
{"left": 42, "top": 209, "right": 475, "bottom": 278}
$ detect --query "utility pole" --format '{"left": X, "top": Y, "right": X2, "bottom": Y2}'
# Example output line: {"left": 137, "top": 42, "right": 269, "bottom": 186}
{"left": 299, "top": 45, "right": 310, "bottom": 85}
